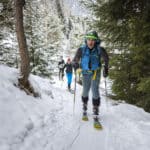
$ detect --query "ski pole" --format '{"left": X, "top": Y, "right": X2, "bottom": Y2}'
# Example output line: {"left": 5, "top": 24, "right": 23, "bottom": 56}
{"left": 103, "top": 64, "right": 108, "bottom": 97}
{"left": 73, "top": 71, "right": 77, "bottom": 114}
{"left": 104, "top": 77, "right": 107, "bottom": 97}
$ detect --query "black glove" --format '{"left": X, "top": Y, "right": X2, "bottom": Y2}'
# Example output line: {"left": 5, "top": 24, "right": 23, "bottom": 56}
{"left": 73, "top": 62, "right": 79, "bottom": 71}
{"left": 103, "top": 66, "right": 108, "bottom": 77}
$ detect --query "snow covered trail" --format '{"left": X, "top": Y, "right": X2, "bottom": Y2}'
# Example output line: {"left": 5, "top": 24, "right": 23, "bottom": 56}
{"left": 55, "top": 75, "right": 150, "bottom": 150}
{"left": 0, "top": 65, "right": 150, "bottom": 150}
{"left": 70, "top": 91, "right": 150, "bottom": 150}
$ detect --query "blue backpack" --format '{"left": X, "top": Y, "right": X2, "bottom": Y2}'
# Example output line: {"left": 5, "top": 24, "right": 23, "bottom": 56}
{"left": 80, "top": 45, "right": 101, "bottom": 71}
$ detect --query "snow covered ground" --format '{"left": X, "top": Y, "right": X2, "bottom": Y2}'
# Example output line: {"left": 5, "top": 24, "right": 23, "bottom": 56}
{"left": 0, "top": 64, "right": 150, "bottom": 150}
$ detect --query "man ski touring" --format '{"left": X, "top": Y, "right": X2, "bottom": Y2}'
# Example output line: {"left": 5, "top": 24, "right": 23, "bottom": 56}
{"left": 73, "top": 31, "right": 109, "bottom": 129}
{"left": 58, "top": 56, "right": 65, "bottom": 80}
{"left": 64, "top": 58, "right": 73, "bottom": 91}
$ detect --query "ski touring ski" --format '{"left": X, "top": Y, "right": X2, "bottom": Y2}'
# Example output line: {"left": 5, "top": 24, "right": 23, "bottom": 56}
{"left": 93, "top": 117, "right": 103, "bottom": 130}
{"left": 81, "top": 113, "right": 103, "bottom": 130}
{"left": 82, "top": 112, "right": 89, "bottom": 121}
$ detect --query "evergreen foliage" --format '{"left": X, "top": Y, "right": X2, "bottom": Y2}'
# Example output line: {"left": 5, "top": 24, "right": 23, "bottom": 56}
{"left": 88, "top": 0, "right": 150, "bottom": 112}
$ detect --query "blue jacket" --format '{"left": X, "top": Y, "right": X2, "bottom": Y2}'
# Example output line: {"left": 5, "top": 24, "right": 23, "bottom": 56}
{"left": 80, "top": 45, "right": 101, "bottom": 71}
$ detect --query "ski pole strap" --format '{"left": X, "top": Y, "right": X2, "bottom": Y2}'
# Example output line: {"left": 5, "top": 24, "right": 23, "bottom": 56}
{"left": 92, "top": 70, "right": 97, "bottom": 80}
{"left": 76, "top": 68, "right": 82, "bottom": 75}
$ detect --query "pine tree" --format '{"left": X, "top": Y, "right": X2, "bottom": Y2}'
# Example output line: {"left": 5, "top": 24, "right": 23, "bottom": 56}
{"left": 0, "top": 0, "right": 18, "bottom": 67}
{"left": 89, "top": 0, "right": 150, "bottom": 112}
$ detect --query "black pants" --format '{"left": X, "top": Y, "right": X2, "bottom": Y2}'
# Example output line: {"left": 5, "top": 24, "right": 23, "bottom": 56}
{"left": 59, "top": 69, "right": 64, "bottom": 80}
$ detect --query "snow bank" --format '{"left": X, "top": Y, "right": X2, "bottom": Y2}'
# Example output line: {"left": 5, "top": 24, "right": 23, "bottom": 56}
{"left": 0, "top": 65, "right": 80, "bottom": 150}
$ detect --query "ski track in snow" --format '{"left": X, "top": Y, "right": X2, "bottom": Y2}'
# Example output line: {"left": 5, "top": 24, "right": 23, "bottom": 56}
{"left": 15, "top": 91, "right": 78, "bottom": 150}
{"left": 0, "top": 65, "right": 150, "bottom": 150}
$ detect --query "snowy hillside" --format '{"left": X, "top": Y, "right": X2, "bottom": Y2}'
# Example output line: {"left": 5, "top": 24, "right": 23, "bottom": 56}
{"left": 0, "top": 65, "right": 150, "bottom": 150}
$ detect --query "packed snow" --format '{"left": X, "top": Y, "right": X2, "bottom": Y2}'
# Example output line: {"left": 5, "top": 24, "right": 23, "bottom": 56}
{"left": 0, "top": 65, "right": 150, "bottom": 150}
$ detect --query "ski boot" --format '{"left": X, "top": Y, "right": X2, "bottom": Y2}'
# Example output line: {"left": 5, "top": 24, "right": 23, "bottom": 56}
{"left": 82, "top": 111, "right": 88, "bottom": 121}
{"left": 93, "top": 98, "right": 102, "bottom": 129}
{"left": 68, "top": 83, "right": 71, "bottom": 91}
{"left": 82, "top": 97, "right": 88, "bottom": 121}
{"left": 93, "top": 115, "right": 102, "bottom": 129}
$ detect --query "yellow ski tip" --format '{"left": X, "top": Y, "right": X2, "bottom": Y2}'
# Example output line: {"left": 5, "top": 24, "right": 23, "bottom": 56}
{"left": 82, "top": 116, "right": 89, "bottom": 121}
{"left": 94, "top": 124, "right": 103, "bottom": 130}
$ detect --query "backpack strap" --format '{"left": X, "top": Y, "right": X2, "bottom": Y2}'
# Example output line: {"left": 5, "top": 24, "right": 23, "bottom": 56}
{"left": 80, "top": 45, "right": 87, "bottom": 57}
{"left": 97, "top": 46, "right": 101, "bottom": 56}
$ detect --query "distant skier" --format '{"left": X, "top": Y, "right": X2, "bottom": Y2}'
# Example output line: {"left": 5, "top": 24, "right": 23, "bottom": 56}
{"left": 58, "top": 56, "right": 65, "bottom": 80}
{"left": 64, "top": 58, "right": 73, "bottom": 91}
{"left": 73, "top": 31, "right": 109, "bottom": 129}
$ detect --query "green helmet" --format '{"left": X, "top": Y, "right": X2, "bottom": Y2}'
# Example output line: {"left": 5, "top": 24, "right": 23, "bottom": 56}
{"left": 85, "top": 31, "right": 99, "bottom": 40}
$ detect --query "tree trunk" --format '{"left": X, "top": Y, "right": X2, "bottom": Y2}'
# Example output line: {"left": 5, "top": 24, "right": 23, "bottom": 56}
{"left": 15, "top": 0, "right": 29, "bottom": 82}
{"left": 15, "top": 0, "right": 38, "bottom": 97}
